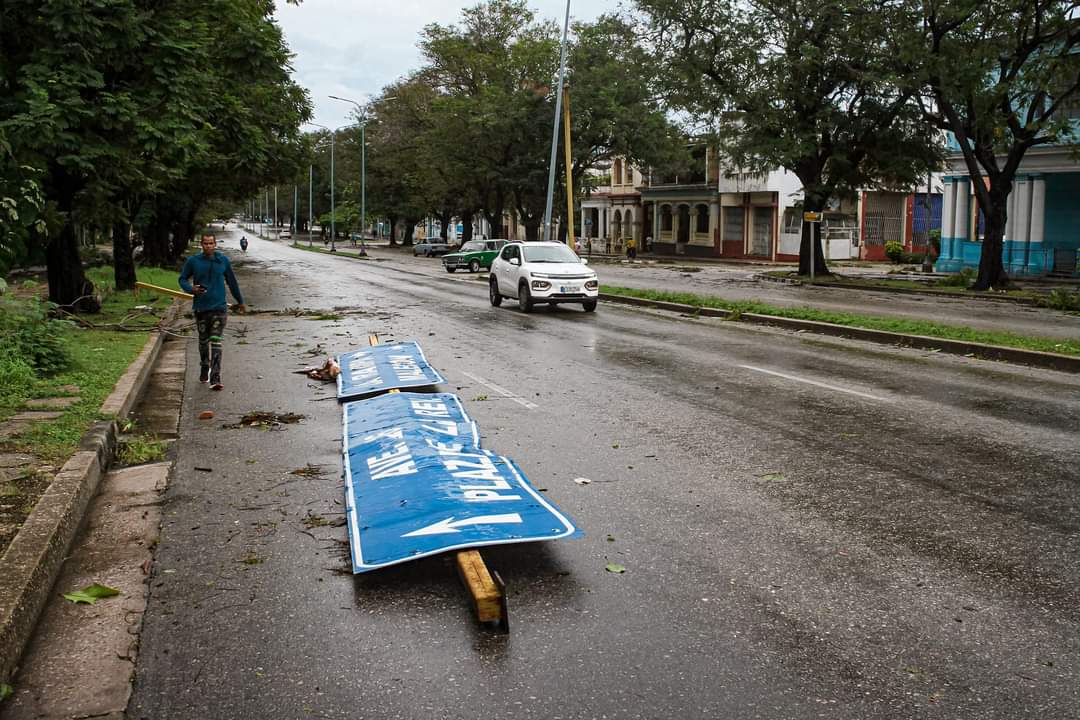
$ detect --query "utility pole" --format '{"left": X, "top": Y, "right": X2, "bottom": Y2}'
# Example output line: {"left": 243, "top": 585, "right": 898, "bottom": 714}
{"left": 562, "top": 85, "right": 575, "bottom": 249}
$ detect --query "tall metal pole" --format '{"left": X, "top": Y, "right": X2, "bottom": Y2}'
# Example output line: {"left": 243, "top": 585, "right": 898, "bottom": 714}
{"left": 330, "top": 130, "right": 336, "bottom": 252}
{"left": 542, "top": 0, "right": 572, "bottom": 243}
{"left": 361, "top": 120, "right": 367, "bottom": 255}
{"left": 308, "top": 165, "right": 314, "bottom": 247}
{"left": 293, "top": 184, "right": 298, "bottom": 246}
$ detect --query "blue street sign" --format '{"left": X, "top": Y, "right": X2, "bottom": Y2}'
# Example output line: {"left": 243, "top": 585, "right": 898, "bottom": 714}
{"left": 337, "top": 342, "right": 445, "bottom": 401}
{"left": 342, "top": 394, "right": 580, "bottom": 573}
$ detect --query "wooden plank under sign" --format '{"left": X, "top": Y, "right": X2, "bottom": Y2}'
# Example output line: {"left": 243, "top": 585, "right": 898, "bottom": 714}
{"left": 366, "top": 334, "right": 508, "bottom": 632}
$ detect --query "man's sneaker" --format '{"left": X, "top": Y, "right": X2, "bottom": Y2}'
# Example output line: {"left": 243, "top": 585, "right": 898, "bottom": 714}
{"left": 211, "top": 382, "right": 224, "bottom": 391}
{"left": 199, "top": 367, "right": 210, "bottom": 383}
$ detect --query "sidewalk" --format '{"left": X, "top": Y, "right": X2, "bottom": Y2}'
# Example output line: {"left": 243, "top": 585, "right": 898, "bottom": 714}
{"left": 0, "top": 302, "right": 180, "bottom": 688}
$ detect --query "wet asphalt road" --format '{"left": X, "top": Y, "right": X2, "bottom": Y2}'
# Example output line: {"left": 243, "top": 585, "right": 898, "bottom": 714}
{"left": 382, "top": 244, "right": 1080, "bottom": 342}
{"left": 128, "top": 231, "right": 1080, "bottom": 719}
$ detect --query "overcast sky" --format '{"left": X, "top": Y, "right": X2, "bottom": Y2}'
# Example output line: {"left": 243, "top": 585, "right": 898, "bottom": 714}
{"left": 274, "top": 0, "right": 620, "bottom": 129}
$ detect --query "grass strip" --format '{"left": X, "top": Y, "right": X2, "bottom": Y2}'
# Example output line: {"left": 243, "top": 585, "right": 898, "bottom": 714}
{"left": 601, "top": 285, "right": 1080, "bottom": 357}
{"left": 1, "top": 265, "right": 178, "bottom": 462}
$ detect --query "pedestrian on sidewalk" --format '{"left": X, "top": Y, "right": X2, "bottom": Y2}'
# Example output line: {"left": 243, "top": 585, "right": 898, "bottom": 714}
{"left": 179, "top": 233, "right": 246, "bottom": 391}
{"left": 626, "top": 236, "right": 637, "bottom": 260}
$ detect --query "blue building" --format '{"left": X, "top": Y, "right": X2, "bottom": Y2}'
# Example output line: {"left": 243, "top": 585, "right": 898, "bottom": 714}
{"left": 937, "top": 142, "right": 1080, "bottom": 277}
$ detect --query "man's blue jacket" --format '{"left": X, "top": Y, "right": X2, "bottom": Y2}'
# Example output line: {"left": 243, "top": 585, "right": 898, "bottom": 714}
{"left": 179, "top": 251, "right": 244, "bottom": 312}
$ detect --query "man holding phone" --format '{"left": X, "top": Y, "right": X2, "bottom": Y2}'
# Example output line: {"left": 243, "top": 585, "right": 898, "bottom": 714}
{"left": 179, "top": 233, "right": 246, "bottom": 390}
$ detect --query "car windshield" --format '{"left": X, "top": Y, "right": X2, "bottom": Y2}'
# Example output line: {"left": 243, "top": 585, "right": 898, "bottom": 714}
{"left": 522, "top": 245, "right": 579, "bottom": 263}
{"left": 462, "top": 242, "right": 484, "bottom": 252}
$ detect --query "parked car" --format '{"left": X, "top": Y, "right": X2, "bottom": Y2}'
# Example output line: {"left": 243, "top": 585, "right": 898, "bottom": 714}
{"left": 279, "top": 228, "right": 292, "bottom": 241}
{"left": 413, "top": 238, "right": 450, "bottom": 256}
{"left": 489, "top": 241, "right": 598, "bottom": 313}
{"left": 443, "top": 239, "right": 508, "bottom": 273}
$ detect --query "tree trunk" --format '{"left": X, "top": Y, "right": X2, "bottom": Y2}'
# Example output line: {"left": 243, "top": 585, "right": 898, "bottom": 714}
{"left": 524, "top": 219, "right": 540, "bottom": 242}
{"left": 386, "top": 215, "right": 398, "bottom": 245}
{"left": 170, "top": 210, "right": 196, "bottom": 262}
{"left": 143, "top": 200, "right": 173, "bottom": 266}
{"left": 972, "top": 187, "right": 1010, "bottom": 290}
{"left": 483, "top": 191, "right": 505, "bottom": 240}
{"left": 460, "top": 210, "right": 474, "bottom": 244}
{"left": 47, "top": 219, "right": 100, "bottom": 313}
{"left": 797, "top": 193, "right": 830, "bottom": 276}
{"left": 112, "top": 221, "right": 136, "bottom": 291}
{"left": 438, "top": 209, "right": 452, "bottom": 240}
{"left": 403, "top": 217, "right": 419, "bottom": 246}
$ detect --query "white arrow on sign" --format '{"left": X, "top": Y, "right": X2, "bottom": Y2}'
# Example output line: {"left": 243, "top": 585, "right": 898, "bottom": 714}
{"left": 402, "top": 513, "right": 523, "bottom": 537}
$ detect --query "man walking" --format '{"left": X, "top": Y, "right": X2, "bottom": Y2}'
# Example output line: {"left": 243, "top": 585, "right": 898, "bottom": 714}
{"left": 179, "top": 233, "right": 246, "bottom": 391}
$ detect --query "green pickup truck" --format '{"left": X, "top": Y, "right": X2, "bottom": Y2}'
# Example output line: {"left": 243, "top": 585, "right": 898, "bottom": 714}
{"left": 442, "top": 239, "right": 508, "bottom": 273}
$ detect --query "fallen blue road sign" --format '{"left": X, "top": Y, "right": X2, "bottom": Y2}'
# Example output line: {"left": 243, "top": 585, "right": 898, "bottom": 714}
{"left": 337, "top": 342, "right": 445, "bottom": 401}
{"left": 342, "top": 394, "right": 580, "bottom": 573}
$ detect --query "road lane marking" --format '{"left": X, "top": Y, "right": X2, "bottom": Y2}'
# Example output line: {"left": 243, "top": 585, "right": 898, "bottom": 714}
{"left": 738, "top": 365, "right": 889, "bottom": 402}
{"left": 462, "top": 371, "right": 539, "bottom": 410}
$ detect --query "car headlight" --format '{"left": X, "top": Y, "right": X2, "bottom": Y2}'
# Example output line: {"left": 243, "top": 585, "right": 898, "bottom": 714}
{"left": 585, "top": 279, "right": 598, "bottom": 290}
{"left": 532, "top": 280, "right": 551, "bottom": 290}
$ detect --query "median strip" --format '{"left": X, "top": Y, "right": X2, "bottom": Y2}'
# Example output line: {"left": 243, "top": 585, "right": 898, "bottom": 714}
{"left": 599, "top": 286, "right": 1080, "bottom": 373}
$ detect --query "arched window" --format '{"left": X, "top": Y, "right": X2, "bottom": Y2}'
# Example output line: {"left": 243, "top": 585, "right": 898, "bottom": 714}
{"left": 613, "top": 159, "right": 623, "bottom": 185}
{"left": 696, "top": 204, "right": 710, "bottom": 233}
{"left": 613, "top": 210, "right": 623, "bottom": 238}
{"left": 660, "top": 205, "right": 673, "bottom": 231}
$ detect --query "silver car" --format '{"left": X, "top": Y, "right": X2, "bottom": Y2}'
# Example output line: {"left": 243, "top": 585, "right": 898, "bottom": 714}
{"left": 413, "top": 238, "right": 450, "bottom": 257}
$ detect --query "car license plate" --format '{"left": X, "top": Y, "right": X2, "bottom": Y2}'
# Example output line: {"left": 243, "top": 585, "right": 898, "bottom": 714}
{"left": 559, "top": 285, "right": 580, "bottom": 293}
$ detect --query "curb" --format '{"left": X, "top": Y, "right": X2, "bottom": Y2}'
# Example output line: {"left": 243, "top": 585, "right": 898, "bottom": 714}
{"left": 599, "top": 293, "right": 1080, "bottom": 374}
{"left": 0, "top": 301, "right": 182, "bottom": 686}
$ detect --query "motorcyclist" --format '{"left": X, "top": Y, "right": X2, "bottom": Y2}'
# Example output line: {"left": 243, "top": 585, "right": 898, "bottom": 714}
{"left": 240, "top": 235, "right": 249, "bottom": 252}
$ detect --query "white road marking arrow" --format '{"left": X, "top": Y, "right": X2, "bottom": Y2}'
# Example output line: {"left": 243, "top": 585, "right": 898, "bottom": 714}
{"left": 402, "top": 513, "right": 523, "bottom": 537}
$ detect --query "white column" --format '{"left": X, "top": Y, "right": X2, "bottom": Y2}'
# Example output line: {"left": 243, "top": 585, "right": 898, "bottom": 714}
{"left": 942, "top": 179, "right": 956, "bottom": 241}
{"left": 688, "top": 208, "right": 699, "bottom": 244}
{"left": 1030, "top": 176, "right": 1046, "bottom": 244}
{"left": 709, "top": 202, "right": 720, "bottom": 246}
{"left": 954, "top": 179, "right": 970, "bottom": 241}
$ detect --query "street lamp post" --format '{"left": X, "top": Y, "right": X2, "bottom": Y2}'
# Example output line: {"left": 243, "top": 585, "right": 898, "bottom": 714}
{"left": 330, "top": 94, "right": 396, "bottom": 257}
{"left": 542, "top": 0, "right": 572, "bottom": 243}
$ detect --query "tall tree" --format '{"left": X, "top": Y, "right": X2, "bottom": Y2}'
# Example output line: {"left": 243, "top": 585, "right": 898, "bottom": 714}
{"left": 420, "top": 0, "right": 560, "bottom": 237}
{"left": 919, "top": 0, "right": 1080, "bottom": 290}
{"left": 636, "top": 0, "right": 941, "bottom": 275}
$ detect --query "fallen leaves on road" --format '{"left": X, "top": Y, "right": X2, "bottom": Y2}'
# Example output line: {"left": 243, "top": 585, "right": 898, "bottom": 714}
{"left": 605, "top": 563, "right": 626, "bottom": 574}
{"left": 63, "top": 583, "right": 121, "bottom": 605}
{"left": 224, "top": 411, "right": 306, "bottom": 429}
{"left": 290, "top": 464, "right": 329, "bottom": 478}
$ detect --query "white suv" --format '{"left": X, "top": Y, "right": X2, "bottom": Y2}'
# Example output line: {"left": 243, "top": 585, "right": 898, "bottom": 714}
{"left": 489, "top": 241, "right": 599, "bottom": 313}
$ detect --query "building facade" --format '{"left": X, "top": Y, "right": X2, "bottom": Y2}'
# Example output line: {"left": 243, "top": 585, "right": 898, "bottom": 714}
{"left": 937, "top": 143, "right": 1080, "bottom": 276}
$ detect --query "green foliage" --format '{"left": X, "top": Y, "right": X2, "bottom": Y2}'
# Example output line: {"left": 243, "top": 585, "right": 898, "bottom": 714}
{"left": 936, "top": 268, "right": 975, "bottom": 287}
{"left": 1038, "top": 289, "right": 1080, "bottom": 312}
{"left": 0, "top": 356, "right": 36, "bottom": 408}
{"left": 0, "top": 296, "right": 71, "bottom": 377}
{"left": 62, "top": 583, "right": 121, "bottom": 605}
{"left": 919, "top": 0, "right": 1080, "bottom": 289}
{"left": 635, "top": 0, "right": 942, "bottom": 274}
{"left": 928, "top": 229, "right": 942, "bottom": 256}
{"left": 884, "top": 241, "right": 904, "bottom": 263}
{"left": 117, "top": 434, "right": 168, "bottom": 465}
